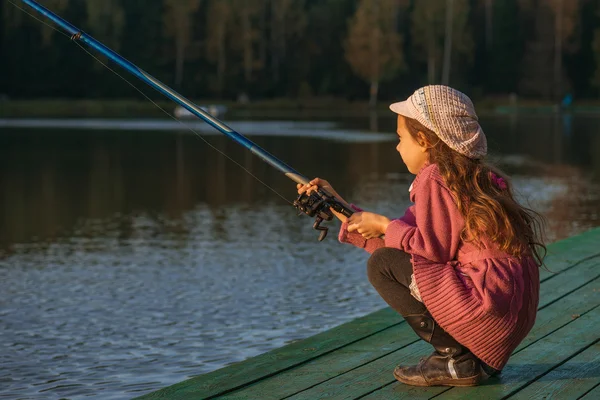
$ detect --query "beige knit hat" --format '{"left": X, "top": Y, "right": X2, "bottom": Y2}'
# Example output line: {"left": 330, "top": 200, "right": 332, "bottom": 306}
{"left": 389, "top": 85, "right": 487, "bottom": 159}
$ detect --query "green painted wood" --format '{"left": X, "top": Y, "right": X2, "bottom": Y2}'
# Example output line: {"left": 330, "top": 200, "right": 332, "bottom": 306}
{"left": 285, "top": 340, "right": 433, "bottom": 400}
{"left": 539, "top": 227, "right": 600, "bottom": 280}
{"left": 578, "top": 383, "right": 600, "bottom": 399}
{"left": 361, "top": 277, "right": 600, "bottom": 400}
{"left": 134, "top": 308, "right": 402, "bottom": 399}
{"left": 138, "top": 227, "right": 600, "bottom": 400}
{"left": 431, "top": 305, "right": 600, "bottom": 399}
{"left": 217, "top": 326, "right": 419, "bottom": 400}
{"left": 508, "top": 341, "right": 600, "bottom": 400}
{"left": 538, "top": 258, "right": 600, "bottom": 308}
{"left": 515, "top": 277, "right": 600, "bottom": 353}
{"left": 295, "top": 282, "right": 600, "bottom": 400}
{"left": 221, "top": 271, "right": 600, "bottom": 400}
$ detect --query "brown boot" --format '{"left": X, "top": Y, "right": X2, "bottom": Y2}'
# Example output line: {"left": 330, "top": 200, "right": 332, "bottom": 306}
{"left": 394, "top": 312, "right": 482, "bottom": 387}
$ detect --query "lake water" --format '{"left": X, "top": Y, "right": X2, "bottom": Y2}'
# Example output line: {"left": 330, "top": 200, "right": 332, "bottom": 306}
{"left": 1, "top": 113, "right": 599, "bottom": 399}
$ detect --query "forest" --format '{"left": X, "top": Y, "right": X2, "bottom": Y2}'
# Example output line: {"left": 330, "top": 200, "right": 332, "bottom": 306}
{"left": 1, "top": 0, "right": 600, "bottom": 104}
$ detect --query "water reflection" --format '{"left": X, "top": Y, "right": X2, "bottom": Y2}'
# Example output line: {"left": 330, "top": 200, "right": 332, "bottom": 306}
{"left": 0, "top": 114, "right": 599, "bottom": 399}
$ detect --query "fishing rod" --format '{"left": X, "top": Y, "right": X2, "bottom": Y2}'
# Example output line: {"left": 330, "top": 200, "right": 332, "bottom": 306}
{"left": 16, "top": 0, "right": 354, "bottom": 241}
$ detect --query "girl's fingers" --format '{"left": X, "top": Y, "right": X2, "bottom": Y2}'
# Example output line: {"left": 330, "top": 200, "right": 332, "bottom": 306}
{"left": 347, "top": 213, "right": 360, "bottom": 224}
{"left": 297, "top": 182, "right": 316, "bottom": 195}
{"left": 306, "top": 184, "right": 320, "bottom": 195}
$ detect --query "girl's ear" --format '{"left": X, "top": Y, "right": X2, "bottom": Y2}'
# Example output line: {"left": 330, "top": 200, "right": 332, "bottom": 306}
{"left": 416, "top": 132, "right": 430, "bottom": 149}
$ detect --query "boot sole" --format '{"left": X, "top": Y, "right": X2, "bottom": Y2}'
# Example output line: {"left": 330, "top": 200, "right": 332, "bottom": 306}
{"left": 394, "top": 369, "right": 481, "bottom": 387}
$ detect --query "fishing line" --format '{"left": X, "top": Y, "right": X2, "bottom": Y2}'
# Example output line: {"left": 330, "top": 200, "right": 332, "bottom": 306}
{"left": 8, "top": 0, "right": 294, "bottom": 207}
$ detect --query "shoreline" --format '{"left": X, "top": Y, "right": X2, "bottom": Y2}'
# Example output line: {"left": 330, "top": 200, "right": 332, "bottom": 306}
{"left": 2, "top": 98, "right": 598, "bottom": 119}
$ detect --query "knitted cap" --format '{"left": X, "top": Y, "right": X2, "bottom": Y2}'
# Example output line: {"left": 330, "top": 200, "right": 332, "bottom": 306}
{"left": 389, "top": 85, "right": 487, "bottom": 159}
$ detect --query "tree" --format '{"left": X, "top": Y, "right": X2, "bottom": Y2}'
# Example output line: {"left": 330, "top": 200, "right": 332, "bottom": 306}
{"left": 231, "top": 0, "right": 263, "bottom": 84}
{"left": 270, "top": 0, "right": 307, "bottom": 83}
{"left": 485, "top": 0, "right": 526, "bottom": 94}
{"left": 484, "top": 0, "right": 493, "bottom": 50}
{"left": 548, "top": 0, "right": 581, "bottom": 99}
{"left": 519, "top": 4, "right": 554, "bottom": 98}
{"left": 520, "top": 0, "right": 580, "bottom": 99}
{"left": 164, "top": 0, "right": 201, "bottom": 88}
{"left": 301, "top": 0, "right": 356, "bottom": 97}
{"left": 206, "top": 0, "right": 233, "bottom": 96}
{"left": 38, "top": 0, "right": 70, "bottom": 46}
{"left": 86, "top": 0, "right": 124, "bottom": 51}
{"left": 593, "top": 13, "right": 600, "bottom": 88}
{"left": 411, "top": 0, "right": 472, "bottom": 85}
{"left": 2, "top": 0, "right": 25, "bottom": 33}
{"left": 345, "top": 0, "right": 406, "bottom": 107}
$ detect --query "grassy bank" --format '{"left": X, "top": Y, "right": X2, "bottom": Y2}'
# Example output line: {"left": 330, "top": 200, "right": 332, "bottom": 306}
{"left": 0, "top": 98, "right": 389, "bottom": 119}
{"left": 1, "top": 97, "right": 595, "bottom": 119}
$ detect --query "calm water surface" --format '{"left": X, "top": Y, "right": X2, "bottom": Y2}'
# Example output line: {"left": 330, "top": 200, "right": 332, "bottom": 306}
{"left": 1, "top": 114, "right": 600, "bottom": 399}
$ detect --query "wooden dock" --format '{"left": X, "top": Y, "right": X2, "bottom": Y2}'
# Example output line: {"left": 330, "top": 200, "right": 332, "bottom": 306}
{"left": 137, "top": 228, "right": 600, "bottom": 400}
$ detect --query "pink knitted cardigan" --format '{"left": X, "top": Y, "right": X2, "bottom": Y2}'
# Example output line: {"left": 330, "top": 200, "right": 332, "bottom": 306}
{"left": 339, "top": 163, "right": 540, "bottom": 370}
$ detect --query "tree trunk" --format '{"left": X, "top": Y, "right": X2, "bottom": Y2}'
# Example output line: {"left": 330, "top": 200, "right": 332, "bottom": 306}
{"left": 442, "top": 0, "right": 454, "bottom": 85}
{"left": 259, "top": 0, "right": 267, "bottom": 68}
{"left": 370, "top": 0, "right": 380, "bottom": 107}
{"left": 242, "top": 6, "right": 253, "bottom": 82}
{"left": 217, "top": 24, "right": 226, "bottom": 97}
{"left": 175, "top": 29, "right": 185, "bottom": 88}
{"left": 271, "top": 1, "right": 280, "bottom": 82}
{"left": 485, "top": 0, "right": 493, "bottom": 50}
{"left": 427, "top": 6, "right": 436, "bottom": 84}
{"left": 554, "top": 0, "right": 563, "bottom": 101}
{"left": 369, "top": 80, "right": 379, "bottom": 108}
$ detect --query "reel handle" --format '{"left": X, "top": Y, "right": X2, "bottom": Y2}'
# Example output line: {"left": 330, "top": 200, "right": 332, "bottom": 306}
{"left": 293, "top": 188, "right": 354, "bottom": 241}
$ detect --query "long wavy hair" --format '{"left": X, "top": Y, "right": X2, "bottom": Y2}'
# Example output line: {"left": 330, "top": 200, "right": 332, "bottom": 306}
{"left": 405, "top": 117, "right": 547, "bottom": 267}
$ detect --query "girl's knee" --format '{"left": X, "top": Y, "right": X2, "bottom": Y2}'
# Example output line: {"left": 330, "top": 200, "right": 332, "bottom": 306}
{"left": 367, "top": 248, "right": 400, "bottom": 283}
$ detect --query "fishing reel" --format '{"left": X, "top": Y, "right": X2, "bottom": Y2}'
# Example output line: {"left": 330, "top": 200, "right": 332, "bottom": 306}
{"left": 293, "top": 188, "right": 354, "bottom": 241}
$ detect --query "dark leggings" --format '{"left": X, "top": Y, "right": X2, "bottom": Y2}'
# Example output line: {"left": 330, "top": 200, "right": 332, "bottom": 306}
{"left": 368, "top": 247, "right": 500, "bottom": 374}
{"left": 367, "top": 247, "right": 428, "bottom": 316}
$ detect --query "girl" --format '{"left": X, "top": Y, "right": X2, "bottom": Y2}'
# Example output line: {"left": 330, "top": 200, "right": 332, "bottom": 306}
{"left": 297, "top": 85, "right": 546, "bottom": 387}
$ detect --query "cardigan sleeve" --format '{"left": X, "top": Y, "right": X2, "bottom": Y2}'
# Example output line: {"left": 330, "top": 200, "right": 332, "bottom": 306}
{"left": 384, "top": 177, "right": 464, "bottom": 263}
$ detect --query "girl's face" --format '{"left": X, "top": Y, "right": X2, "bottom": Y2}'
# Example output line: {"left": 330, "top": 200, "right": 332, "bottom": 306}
{"left": 396, "top": 115, "right": 429, "bottom": 174}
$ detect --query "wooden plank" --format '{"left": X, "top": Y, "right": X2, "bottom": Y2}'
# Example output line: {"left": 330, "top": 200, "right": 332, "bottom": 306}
{"left": 296, "top": 286, "right": 600, "bottom": 400}
{"left": 361, "top": 276, "right": 600, "bottom": 400}
{"left": 537, "top": 258, "right": 600, "bottom": 308}
{"left": 539, "top": 227, "right": 600, "bottom": 280}
{"left": 541, "top": 228, "right": 600, "bottom": 267}
{"left": 430, "top": 306, "right": 600, "bottom": 399}
{"left": 217, "top": 325, "right": 419, "bottom": 400}
{"left": 285, "top": 340, "right": 433, "bottom": 400}
{"left": 220, "top": 272, "right": 600, "bottom": 400}
{"left": 578, "top": 383, "right": 600, "bottom": 399}
{"left": 137, "top": 227, "right": 600, "bottom": 400}
{"left": 135, "top": 308, "right": 402, "bottom": 399}
{"left": 515, "top": 277, "right": 600, "bottom": 352}
{"left": 508, "top": 341, "right": 600, "bottom": 400}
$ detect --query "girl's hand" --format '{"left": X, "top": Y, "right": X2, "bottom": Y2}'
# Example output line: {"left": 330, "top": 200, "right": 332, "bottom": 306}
{"left": 296, "top": 177, "right": 339, "bottom": 198}
{"left": 296, "top": 178, "right": 349, "bottom": 222}
{"left": 347, "top": 212, "right": 390, "bottom": 239}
